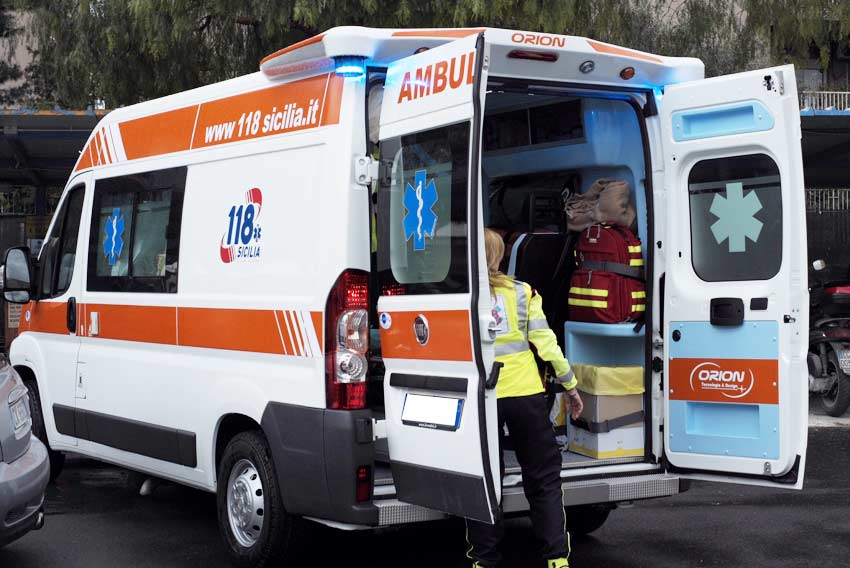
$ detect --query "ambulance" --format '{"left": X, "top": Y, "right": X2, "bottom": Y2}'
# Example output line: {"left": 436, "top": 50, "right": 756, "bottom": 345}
{"left": 1, "top": 26, "right": 808, "bottom": 567}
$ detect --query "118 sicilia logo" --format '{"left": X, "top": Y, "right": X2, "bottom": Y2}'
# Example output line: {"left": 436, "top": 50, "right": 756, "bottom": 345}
{"left": 220, "top": 188, "right": 263, "bottom": 263}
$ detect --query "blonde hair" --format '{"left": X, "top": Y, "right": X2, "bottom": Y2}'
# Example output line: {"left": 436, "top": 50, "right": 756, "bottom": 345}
{"left": 484, "top": 228, "right": 507, "bottom": 290}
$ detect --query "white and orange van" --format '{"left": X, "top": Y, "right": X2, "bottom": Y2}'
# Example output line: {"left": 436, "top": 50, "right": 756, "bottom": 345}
{"left": 1, "top": 26, "right": 808, "bottom": 567}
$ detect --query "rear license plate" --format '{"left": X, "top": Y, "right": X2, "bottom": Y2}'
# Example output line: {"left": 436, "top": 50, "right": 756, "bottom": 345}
{"left": 838, "top": 350, "right": 850, "bottom": 374}
{"left": 10, "top": 397, "right": 29, "bottom": 430}
{"left": 401, "top": 393, "right": 463, "bottom": 431}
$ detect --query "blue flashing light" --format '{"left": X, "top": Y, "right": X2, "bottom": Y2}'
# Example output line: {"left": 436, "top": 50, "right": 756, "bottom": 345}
{"left": 334, "top": 56, "right": 367, "bottom": 78}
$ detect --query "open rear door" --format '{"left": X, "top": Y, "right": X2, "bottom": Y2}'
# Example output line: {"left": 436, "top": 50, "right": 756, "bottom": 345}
{"left": 660, "top": 65, "right": 808, "bottom": 488}
{"left": 376, "top": 33, "right": 501, "bottom": 522}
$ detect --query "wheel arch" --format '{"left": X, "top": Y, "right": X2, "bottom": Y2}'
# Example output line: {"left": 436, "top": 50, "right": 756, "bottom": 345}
{"left": 213, "top": 413, "right": 262, "bottom": 480}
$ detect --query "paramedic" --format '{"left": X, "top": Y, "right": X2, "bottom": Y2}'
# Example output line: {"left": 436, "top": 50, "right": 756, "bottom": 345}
{"left": 467, "top": 229, "right": 584, "bottom": 568}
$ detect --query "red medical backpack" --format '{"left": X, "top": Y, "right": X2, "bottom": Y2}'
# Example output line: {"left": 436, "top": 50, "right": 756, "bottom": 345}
{"left": 568, "top": 224, "right": 646, "bottom": 323}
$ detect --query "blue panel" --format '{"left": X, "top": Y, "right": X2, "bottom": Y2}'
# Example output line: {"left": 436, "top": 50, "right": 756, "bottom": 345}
{"left": 672, "top": 101, "right": 775, "bottom": 142}
{"left": 669, "top": 400, "right": 779, "bottom": 459}
{"left": 669, "top": 321, "right": 778, "bottom": 360}
{"left": 565, "top": 321, "right": 645, "bottom": 367}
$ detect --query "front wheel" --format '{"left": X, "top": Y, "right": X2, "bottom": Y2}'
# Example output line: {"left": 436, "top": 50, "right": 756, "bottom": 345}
{"left": 217, "top": 431, "right": 293, "bottom": 568}
{"left": 24, "top": 379, "right": 65, "bottom": 482}
{"left": 565, "top": 504, "right": 612, "bottom": 535}
{"left": 822, "top": 351, "right": 850, "bottom": 417}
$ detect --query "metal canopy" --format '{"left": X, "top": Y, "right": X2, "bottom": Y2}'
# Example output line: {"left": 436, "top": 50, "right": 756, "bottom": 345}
{"left": 1, "top": 109, "right": 106, "bottom": 189}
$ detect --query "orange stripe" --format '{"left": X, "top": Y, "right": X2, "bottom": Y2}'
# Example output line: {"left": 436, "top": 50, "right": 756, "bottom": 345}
{"left": 288, "top": 311, "right": 304, "bottom": 356}
{"left": 277, "top": 311, "right": 294, "bottom": 355}
{"left": 311, "top": 311, "right": 324, "bottom": 353}
{"left": 100, "top": 129, "right": 113, "bottom": 163}
{"left": 86, "top": 304, "right": 176, "bottom": 344}
{"left": 260, "top": 33, "right": 326, "bottom": 67}
{"left": 19, "top": 301, "right": 66, "bottom": 335}
{"left": 379, "top": 310, "right": 473, "bottom": 361}
{"left": 273, "top": 311, "right": 289, "bottom": 355}
{"left": 119, "top": 105, "right": 198, "bottom": 161}
{"left": 178, "top": 307, "right": 284, "bottom": 355}
{"left": 391, "top": 28, "right": 484, "bottom": 38}
{"left": 74, "top": 141, "right": 93, "bottom": 172}
{"left": 586, "top": 39, "right": 663, "bottom": 64}
{"left": 92, "top": 133, "right": 102, "bottom": 165}
{"left": 319, "top": 74, "right": 345, "bottom": 127}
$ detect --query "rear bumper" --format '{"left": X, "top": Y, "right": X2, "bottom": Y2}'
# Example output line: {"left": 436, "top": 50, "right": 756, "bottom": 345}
{"left": 0, "top": 435, "right": 49, "bottom": 546}
{"left": 372, "top": 471, "right": 682, "bottom": 526}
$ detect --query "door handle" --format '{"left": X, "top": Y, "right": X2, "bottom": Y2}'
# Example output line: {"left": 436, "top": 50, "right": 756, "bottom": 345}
{"left": 710, "top": 297, "right": 744, "bottom": 327}
{"left": 67, "top": 297, "right": 76, "bottom": 334}
{"left": 485, "top": 361, "right": 503, "bottom": 390}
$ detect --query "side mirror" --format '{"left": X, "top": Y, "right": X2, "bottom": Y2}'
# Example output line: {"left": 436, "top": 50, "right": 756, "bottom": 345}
{"left": 813, "top": 259, "right": 827, "bottom": 272}
{"left": 2, "top": 247, "right": 33, "bottom": 304}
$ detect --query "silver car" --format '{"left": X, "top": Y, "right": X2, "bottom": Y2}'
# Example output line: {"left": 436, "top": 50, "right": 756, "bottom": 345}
{"left": 0, "top": 356, "right": 48, "bottom": 548}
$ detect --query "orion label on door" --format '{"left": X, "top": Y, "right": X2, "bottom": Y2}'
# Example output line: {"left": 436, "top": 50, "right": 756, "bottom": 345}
{"left": 669, "top": 358, "right": 778, "bottom": 405}
{"left": 221, "top": 188, "right": 263, "bottom": 263}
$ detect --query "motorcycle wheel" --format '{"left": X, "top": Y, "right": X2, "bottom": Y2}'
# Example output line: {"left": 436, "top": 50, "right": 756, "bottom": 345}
{"left": 821, "top": 351, "right": 850, "bottom": 417}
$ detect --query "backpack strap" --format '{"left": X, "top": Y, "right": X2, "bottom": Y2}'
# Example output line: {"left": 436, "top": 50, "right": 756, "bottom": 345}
{"left": 580, "top": 260, "right": 644, "bottom": 280}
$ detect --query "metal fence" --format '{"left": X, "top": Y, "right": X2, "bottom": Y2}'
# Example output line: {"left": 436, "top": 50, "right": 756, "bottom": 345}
{"left": 799, "top": 91, "right": 850, "bottom": 110}
{"left": 807, "top": 188, "right": 850, "bottom": 282}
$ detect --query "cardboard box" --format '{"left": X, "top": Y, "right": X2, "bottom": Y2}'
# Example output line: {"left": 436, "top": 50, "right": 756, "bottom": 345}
{"left": 568, "top": 388, "right": 645, "bottom": 459}
{"left": 581, "top": 391, "right": 643, "bottom": 425}
{"left": 569, "top": 423, "right": 644, "bottom": 459}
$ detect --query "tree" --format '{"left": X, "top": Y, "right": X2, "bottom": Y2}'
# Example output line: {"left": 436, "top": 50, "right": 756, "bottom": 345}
{"left": 745, "top": 0, "right": 850, "bottom": 86}
{"left": 0, "top": 2, "right": 23, "bottom": 105}
{"left": 16, "top": 0, "right": 761, "bottom": 109}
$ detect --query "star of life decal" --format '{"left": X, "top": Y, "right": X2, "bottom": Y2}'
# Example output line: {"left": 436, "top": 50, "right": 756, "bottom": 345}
{"left": 402, "top": 169, "right": 438, "bottom": 251}
{"left": 709, "top": 182, "right": 763, "bottom": 253}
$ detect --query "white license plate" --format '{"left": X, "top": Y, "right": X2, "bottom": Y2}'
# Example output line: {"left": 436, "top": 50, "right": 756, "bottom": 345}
{"left": 10, "top": 397, "right": 29, "bottom": 430}
{"left": 401, "top": 393, "right": 463, "bottom": 431}
{"left": 838, "top": 350, "right": 850, "bottom": 374}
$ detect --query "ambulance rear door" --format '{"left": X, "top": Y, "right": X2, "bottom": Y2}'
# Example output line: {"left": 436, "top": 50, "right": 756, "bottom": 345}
{"left": 659, "top": 65, "right": 808, "bottom": 488}
{"left": 375, "top": 33, "right": 501, "bottom": 523}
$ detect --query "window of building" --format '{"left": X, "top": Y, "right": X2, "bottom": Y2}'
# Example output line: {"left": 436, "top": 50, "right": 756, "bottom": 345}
{"left": 87, "top": 167, "right": 186, "bottom": 293}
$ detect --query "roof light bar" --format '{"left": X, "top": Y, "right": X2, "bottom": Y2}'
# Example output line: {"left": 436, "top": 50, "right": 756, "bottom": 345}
{"left": 334, "top": 56, "right": 367, "bottom": 78}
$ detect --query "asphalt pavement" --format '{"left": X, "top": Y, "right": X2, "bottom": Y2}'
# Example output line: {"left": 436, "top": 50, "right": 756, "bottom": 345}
{"left": 1, "top": 415, "right": 848, "bottom": 567}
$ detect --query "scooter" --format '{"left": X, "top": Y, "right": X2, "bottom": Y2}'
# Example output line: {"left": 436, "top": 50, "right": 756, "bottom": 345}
{"left": 808, "top": 259, "right": 850, "bottom": 417}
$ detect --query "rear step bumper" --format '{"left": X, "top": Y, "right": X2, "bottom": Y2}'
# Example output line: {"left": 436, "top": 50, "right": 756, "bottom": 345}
{"left": 374, "top": 473, "right": 682, "bottom": 526}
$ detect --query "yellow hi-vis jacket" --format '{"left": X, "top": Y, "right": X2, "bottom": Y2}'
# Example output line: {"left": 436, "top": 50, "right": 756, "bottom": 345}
{"left": 491, "top": 277, "right": 577, "bottom": 399}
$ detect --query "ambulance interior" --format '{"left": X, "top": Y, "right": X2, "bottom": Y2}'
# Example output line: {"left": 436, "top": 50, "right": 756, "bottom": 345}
{"left": 371, "top": 80, "right": 652, "bottom": 483}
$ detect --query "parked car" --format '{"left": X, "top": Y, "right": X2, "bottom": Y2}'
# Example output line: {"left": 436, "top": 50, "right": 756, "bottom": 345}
{"left": 0, "top": 354, "right": 48, "bottom": 548}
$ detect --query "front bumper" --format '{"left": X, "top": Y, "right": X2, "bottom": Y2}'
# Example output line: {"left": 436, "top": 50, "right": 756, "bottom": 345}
{"left": 0, "top": 435, "right": 49, "bottom": 546}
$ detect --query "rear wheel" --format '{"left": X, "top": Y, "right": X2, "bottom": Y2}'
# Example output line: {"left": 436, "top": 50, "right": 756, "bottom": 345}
{"left": 24, "top": 379, "right": 65, "bottom": 482}
{"left": 822, "top": 351, "right": 850, "bottom": 417}
{"left": 217, "top": 430, "right": 293, "bottom": 568}
{"left": 565, "top": 504, "right": 612, "bottom": 535}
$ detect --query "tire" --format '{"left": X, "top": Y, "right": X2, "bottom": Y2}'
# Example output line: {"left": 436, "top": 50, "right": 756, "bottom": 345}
{"left": 24, "top": 379, "right": 65, "bottom": 483}
{"left": 217, "top": 430, "right": 293, "bottom": 568}
{"left": 822, "top": 351, "right": 850, "bottom": 417}
{"left": 565, "top": 504, "right": 612, "bottom": 535}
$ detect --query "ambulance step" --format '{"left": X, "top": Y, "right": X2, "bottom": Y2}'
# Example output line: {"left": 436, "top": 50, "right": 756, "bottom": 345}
{"left": 374, "top": 473, "right": 681, "bottom": 526}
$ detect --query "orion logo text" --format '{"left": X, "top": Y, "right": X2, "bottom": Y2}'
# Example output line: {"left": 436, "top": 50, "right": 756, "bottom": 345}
{"left": 688, "top": 362, "right": 755, "bottom": 399}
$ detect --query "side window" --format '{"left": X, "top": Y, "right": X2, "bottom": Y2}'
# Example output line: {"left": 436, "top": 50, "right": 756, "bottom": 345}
{"left": 39, "top": 186, "right": 85, "bottom": 299}
{"left": 87, "top": 166, "right": 186, "bottom": 293}
{"left": 688, "top": 153, "right": 782, "bottom": 282}
{"left": 376, "top": 122, "right": 470, "bottom": 295}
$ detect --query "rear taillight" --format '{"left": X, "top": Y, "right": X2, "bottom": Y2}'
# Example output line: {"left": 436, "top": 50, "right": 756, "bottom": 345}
{"left": 325, "top": 269, "right": 369, "bottom": 410}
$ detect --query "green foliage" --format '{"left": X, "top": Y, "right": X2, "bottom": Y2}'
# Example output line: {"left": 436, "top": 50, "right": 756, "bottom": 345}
{"left": 9, "top": 1, "right": 772, "bottom": 108}
{"left": 0, "top": 2, "right": 23, "bottom": 105}
{"left": 745, "top": 0, "right": 850, "bottom": 72}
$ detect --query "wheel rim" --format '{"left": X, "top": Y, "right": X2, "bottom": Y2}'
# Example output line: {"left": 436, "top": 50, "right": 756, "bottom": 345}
{"left": 226, "top": 459, "right": 265, "bottom": 548}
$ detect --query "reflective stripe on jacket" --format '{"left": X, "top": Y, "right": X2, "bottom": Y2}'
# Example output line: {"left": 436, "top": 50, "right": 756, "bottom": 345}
{"left": 491, "top": 278, "right": 577, "bottom": 399}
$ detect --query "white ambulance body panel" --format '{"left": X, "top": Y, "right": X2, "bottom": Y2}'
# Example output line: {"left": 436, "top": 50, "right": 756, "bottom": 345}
{"left": 6, "top": 26, "right": 808, "bottom": 536}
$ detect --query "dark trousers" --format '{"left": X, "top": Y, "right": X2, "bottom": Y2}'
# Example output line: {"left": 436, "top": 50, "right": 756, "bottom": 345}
{"left": 466, "top": 393, "right": 570, "bottom": 567}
